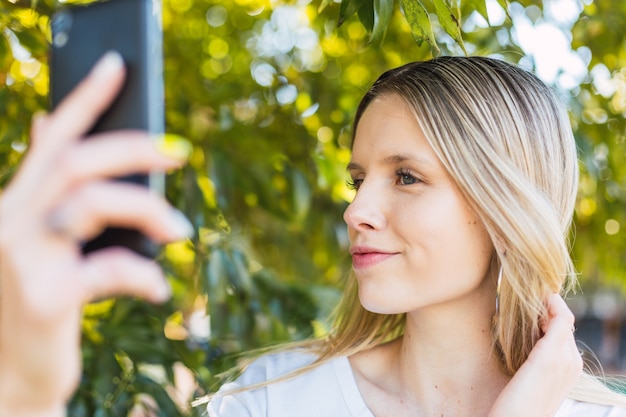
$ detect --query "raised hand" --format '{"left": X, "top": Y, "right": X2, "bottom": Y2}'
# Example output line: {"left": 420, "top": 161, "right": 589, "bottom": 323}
{"left": 488, "top": 293, "right": 582, "bottom": 417}
{"left": 0, "top": 52, "right": 191, "bottom": 417}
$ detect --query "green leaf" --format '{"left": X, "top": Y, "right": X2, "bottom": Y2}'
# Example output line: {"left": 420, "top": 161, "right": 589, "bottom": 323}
{"left": 93, "top": 407, "right": 107, "bottom": 417}
{"left": 0, "top": 32, "right": 12, "bottom": 73}
{"left": 14, "top": 28, "right": 47, "bottom": 58}
{"left": 223, "top": 248, "right": 246, "bottom": 292}
{"left": 135, "top": 375, "right": 183, "bottom": 417}
{"left": 291, "top": 168, "right": 311, "bottom": 221}
{"left": 357, "top": 0, "right": 375, "bottom": 33}
{"left": 207, "top": 248, "right": 228, "bottom": 304}
{"left": 68, "top": 398, "right": 90, "bottom": 417}
{"left": 495, "top": 0, "right": 511, "bottom": 20}
{"left": 433, "top": 0, "right": 467, "bottom": 55}
{"left": 370, "top": 0, "right": 394, "bottom": 44}
{"left": 231, "top": 249, "right": 253, "bottom": 292}
{"left": 400, "top": 0, "right": 439, "bottom": 53}
{"left": 466, "top": 0, "right": 489, "bottom": 24}
{"left": 318, "top": 0, "right": 333, "bottom": 13}
{"left": 338, "top": 0, "right": 365, "bottom": 26}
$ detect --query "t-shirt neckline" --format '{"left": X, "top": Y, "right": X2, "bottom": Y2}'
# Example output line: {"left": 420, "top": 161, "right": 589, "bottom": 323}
{"left": 332, "top": 356, "right": 377, "bottom": 417}
{"left": 330, "top": 355, "right": 574, "bottom": 417}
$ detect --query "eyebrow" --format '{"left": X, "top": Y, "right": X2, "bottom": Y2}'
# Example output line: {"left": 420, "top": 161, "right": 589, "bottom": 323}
{"left": 347, "top": 153, "right": 434, "bottom": 171}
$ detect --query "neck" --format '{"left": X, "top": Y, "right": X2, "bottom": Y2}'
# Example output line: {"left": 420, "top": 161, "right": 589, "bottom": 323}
{"left": 392, "top": 294, "right": 509, "bottom": 416}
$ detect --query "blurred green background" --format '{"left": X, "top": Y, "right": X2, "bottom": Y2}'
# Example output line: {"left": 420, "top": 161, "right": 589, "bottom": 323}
{"left": 1, "top": 0, "right": 625, "bottom": 415}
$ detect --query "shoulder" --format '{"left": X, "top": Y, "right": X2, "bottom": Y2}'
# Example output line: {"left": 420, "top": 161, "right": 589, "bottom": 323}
{"left": 207, "top": 350, "right": 319, "bottom": 417}
{"left": 557, "top": 398, "right": 626, "bottom": 417}
{"left": 207, "top": 351, "right": 361, "bottom": 417}
{"left": 236, "top": 349, "right": 321, "bottom": 385}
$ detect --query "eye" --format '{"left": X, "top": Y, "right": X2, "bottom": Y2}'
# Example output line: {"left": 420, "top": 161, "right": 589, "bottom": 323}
{"left": 346, "top": 178, "right": 363, "bottom": 190}
{"left": 396, "top": 169, "right": 420, "bottom": 186}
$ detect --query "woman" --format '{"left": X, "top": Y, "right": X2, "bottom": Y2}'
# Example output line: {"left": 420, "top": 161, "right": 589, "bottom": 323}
{"left": 0, "top": 54, "right": 624, "bottom": 416}
{"left": 206, "top": 57, "right": 626, "bottom": 416}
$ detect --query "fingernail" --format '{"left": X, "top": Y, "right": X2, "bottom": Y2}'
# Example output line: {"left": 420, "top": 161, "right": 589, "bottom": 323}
{"left": 154, "top": 280, "right": 172, "bottom": 302}
{"left": 90, "top": 51, "right": 124, "bottom": 80}
{"left": 169, "top": 209, "right": 194, "bottom": 240}
{"left": 154, "top": 134, "right": 193, "bottom": 162}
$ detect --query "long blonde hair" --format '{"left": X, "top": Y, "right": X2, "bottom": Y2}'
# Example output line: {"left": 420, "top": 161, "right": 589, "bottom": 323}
{"left": 317, "top": 56, "right": 624, "bottom": 405}
{"left": 214, "top": 57, "right": 625, "bottom": 406}
{"left": 344, "top": 56, "right": 579, "bottom": 374}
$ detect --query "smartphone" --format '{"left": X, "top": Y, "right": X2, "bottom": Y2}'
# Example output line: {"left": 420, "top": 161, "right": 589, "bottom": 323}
{"left": 50, "top": 0, "right": 164, "bottom": 258}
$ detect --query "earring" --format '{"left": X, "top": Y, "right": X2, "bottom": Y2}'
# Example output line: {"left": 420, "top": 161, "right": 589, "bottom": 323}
{"left": 495, "top": 266, "right": 503, "bottom": 315}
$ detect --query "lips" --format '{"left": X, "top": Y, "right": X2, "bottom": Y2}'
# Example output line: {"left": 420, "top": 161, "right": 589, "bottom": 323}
{"left": 350, "top": 246, "right": 397, "bottom": 269}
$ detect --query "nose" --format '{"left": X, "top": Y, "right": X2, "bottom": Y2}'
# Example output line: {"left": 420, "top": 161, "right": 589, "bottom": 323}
{"left": 343, "top": 180, "right": 387, "bottom": 232}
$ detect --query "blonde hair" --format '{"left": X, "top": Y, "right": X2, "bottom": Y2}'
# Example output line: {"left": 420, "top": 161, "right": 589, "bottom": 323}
{"left": 350, "top": 57, "right": 579, "bottom": 373}
{"left": 211, "top": 57, "right": 626, "bottom": 406}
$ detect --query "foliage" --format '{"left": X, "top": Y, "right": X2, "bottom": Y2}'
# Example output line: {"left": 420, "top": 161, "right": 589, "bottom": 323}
{"left": 568, "top": 0, "right": 626, "bottom": 289}
{"left": 1, "top": 0, "right": 625, "bottom": 415}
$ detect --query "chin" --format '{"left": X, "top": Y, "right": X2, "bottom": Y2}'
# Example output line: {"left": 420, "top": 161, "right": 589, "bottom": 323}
{"left": 358, "top": 289, "right": 407, "bottom": 315}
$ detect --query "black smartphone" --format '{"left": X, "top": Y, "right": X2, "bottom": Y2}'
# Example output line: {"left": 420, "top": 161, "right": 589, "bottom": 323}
{"left": 50, "top": 0, "right": 164, "bottom": 258}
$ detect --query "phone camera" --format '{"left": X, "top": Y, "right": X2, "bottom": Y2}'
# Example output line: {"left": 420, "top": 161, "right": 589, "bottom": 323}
{"left": 51, "top": 10, "right": 73, "bottom": 48}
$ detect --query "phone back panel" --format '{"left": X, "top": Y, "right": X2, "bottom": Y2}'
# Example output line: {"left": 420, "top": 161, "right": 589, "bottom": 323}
{"left": 50, "top": 0, "right": 164, "bottom": 136}
{"left": 50, "top": 0, "right": 164, "bottom": 258}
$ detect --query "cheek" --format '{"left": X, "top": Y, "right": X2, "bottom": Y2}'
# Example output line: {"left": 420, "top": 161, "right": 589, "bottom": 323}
{"left": 408, "top": 194, "right": 493, "bottom": 276}
{"left": 447, "top": 215, "right": 494, "bottom": 283}
{"left": 463, "top": 223, "right": 494, "bottom": 273}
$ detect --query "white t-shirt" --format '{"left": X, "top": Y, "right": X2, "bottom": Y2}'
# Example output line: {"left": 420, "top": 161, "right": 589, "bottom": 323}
{"left": 207, "top": 351, "right": 626, "bottom": 417}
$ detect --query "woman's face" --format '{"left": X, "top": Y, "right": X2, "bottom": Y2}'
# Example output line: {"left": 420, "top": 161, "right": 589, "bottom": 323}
{"left": 344, "top": 94, "right": 495, "bottom": 315}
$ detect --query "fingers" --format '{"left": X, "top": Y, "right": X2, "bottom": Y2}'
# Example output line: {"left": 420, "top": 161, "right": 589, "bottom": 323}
{"left": 22, "top": 52, "right": 126, "bottom": 197}
{"left": 14, "top": 132, "right": 186, "bottom": 217}
{"left": 11, "top": 52, "right": 131, "bottom": 204}
{"left": 531, "top": 293, "right": 582, "bottom": 377}
{"left": 40, "top": 133, "right": 185, "bottom": 206}
{"left": 41, "top": 52, "right": 126, "bottom": 150}
{"left": 541, "top": 293, "right": 575, "bottom": 336}
{"left": 47, "top": 181, "right": 193, "bottom": 243}
{"left": 489, "top": 295, "right": 582, "bottom": 417}
{"left": 29, "top": 111, "right": 48, "bottom": 143}
{"left": 82, "top": 248, "right": 171, "bottom": 303}
{"left": 57, "top": 132, "right": 186, "bottom": 180}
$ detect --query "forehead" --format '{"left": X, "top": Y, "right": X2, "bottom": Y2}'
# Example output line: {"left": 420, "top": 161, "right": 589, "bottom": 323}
{"left": 350, "top": 95, "right": 435, "bottom": 163}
